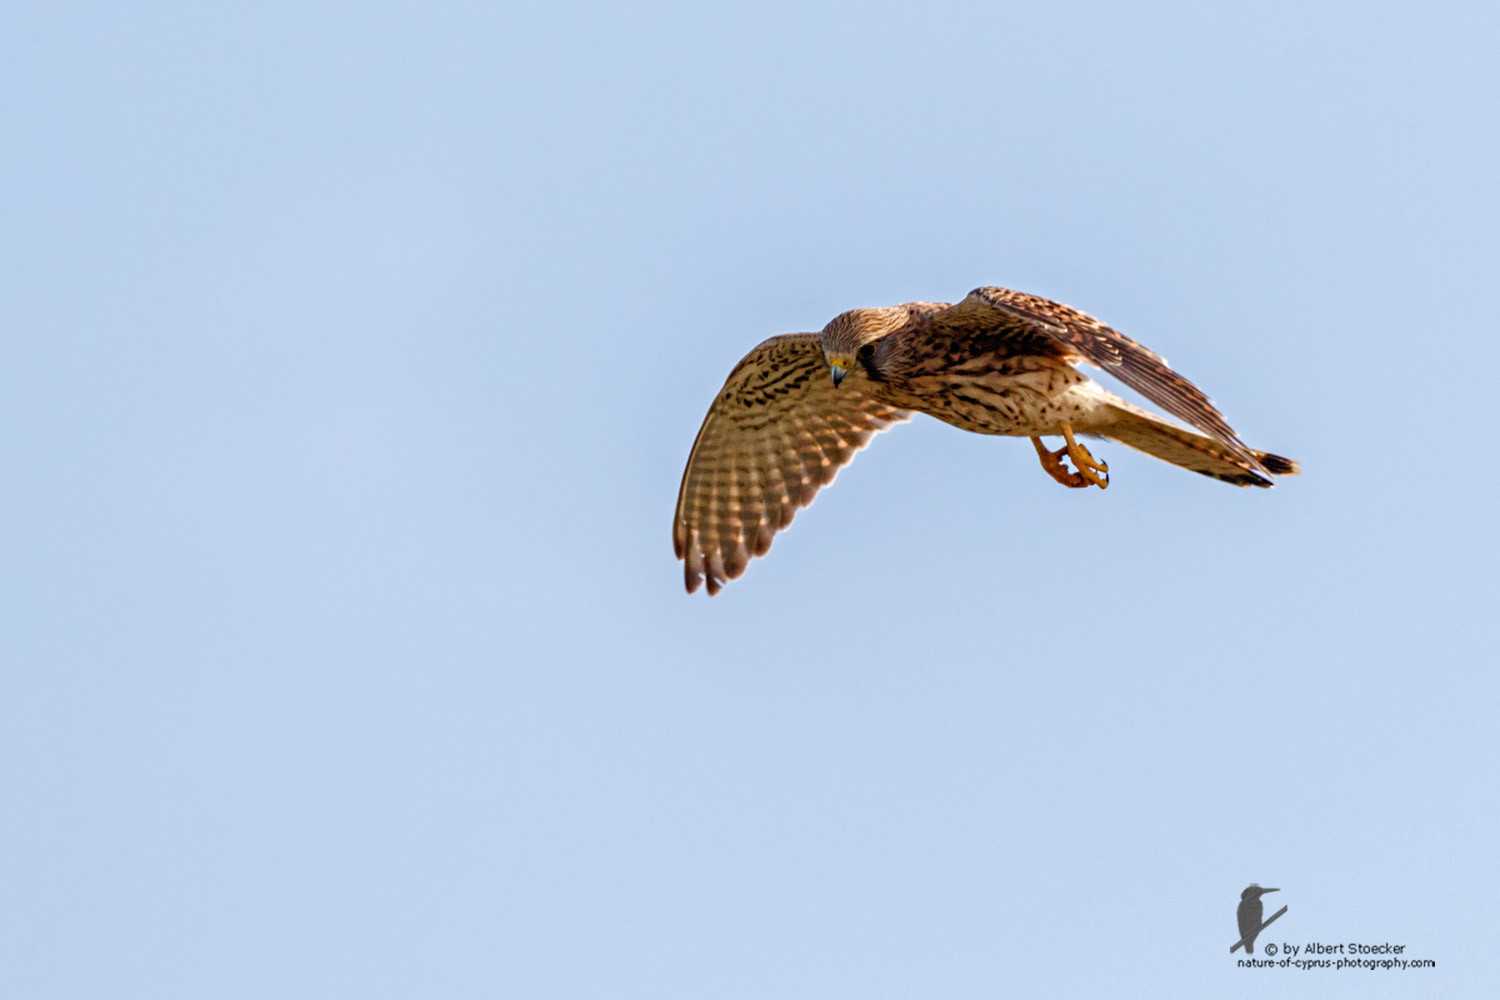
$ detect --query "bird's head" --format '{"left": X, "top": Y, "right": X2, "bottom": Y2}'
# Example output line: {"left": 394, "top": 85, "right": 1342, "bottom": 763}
{"left": 818, "top": 306, "right": 908, "bottom": 387}
{"left": 821, "top": 342, "right": 876, "bottom": 388}
{"left": 1241, "top": 885, "right": 1279, "bottom": 901}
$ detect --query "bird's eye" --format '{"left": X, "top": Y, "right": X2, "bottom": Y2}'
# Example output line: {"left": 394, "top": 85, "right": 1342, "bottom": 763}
{"left": 857, "top": 344, "right": 875, "bottom": 361}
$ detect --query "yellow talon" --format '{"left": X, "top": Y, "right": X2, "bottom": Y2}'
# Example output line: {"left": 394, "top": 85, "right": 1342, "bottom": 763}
{"left": 1031, "top": 424, "right": 1109, "bottom": 490}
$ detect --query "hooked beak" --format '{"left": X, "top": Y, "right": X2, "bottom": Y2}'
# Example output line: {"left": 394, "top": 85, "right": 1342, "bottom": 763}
{"left": 830, "top": 364, "right": 848, "bottom": 388}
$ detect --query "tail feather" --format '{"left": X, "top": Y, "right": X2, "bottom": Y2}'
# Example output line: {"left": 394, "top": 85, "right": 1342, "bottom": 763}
{"left": 1092, "top": 401, "right": 1300, "bottom": 488}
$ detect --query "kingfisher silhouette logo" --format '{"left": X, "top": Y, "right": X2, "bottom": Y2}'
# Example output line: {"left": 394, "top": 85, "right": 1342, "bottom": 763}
{"left": 1231, "top": 884, "right": 1287, "bottom": 954}
{"left": 1228, "top": 884, "right": 1435, "bottom": 971}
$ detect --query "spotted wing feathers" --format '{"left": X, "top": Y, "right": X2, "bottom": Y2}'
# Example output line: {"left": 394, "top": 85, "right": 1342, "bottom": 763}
{"left": 935, "top": 287, "right": 1263, "bottom": 470}
{"left": 673, "top": 334, "right": 910, "bottom": 595}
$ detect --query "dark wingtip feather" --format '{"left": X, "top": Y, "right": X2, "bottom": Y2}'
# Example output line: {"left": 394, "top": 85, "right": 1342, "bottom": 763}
{"left": 1256, "top": 452, "right": 1300, "bottom": 476}
{"left": 1205, "top": 469, "right": 1274, "bottom": 488}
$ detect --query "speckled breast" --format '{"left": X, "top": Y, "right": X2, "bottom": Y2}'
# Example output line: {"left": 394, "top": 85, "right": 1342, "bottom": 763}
{"left": 881, "top": 355, "right": 1093, "bottom": 437}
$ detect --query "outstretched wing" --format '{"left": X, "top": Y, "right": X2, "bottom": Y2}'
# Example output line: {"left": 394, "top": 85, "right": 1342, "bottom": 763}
{"left": 673, "top": 334, "right": 910, "bottom": 595}
{"left": 932, "top": 286, "right": 1261, "bottom": 467}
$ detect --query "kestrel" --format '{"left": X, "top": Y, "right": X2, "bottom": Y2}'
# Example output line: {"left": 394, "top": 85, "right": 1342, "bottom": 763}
{"left": 673, "top": 286, "right": 1298, "bottom": 594}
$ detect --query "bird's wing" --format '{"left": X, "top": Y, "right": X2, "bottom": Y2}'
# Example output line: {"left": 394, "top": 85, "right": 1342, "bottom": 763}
{"left": 1237, "top": 901, "right": 1262, "bottom": 941}
{"left": 673, "top": 334, "right": 911, "bottom": 595}
{"left": 931, "top": 287, "right": 1260, "bottom": 467}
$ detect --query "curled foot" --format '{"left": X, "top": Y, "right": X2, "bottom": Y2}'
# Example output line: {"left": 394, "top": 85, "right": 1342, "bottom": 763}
{"left": 1030, "top": 425, "right": 1109, "bottom": 490}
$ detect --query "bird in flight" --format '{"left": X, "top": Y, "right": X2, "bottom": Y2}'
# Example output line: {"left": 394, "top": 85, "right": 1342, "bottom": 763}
{"left": 673, "top": 286, "right": 1298, "bottom": 594}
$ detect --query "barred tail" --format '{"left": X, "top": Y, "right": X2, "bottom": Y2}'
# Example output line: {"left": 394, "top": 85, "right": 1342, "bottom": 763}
{"left": 1093, "top": 402, "right": 1300, "bottom": 488}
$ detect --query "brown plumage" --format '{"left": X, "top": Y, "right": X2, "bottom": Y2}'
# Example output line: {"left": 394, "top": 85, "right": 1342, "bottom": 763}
{"left": 673, "top": 286, "right": 1298, "bottom": 594}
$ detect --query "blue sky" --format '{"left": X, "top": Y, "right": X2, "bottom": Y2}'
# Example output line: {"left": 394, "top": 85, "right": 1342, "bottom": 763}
{"left": 4, "top": 1, "right": 1497, "bottom": 996}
